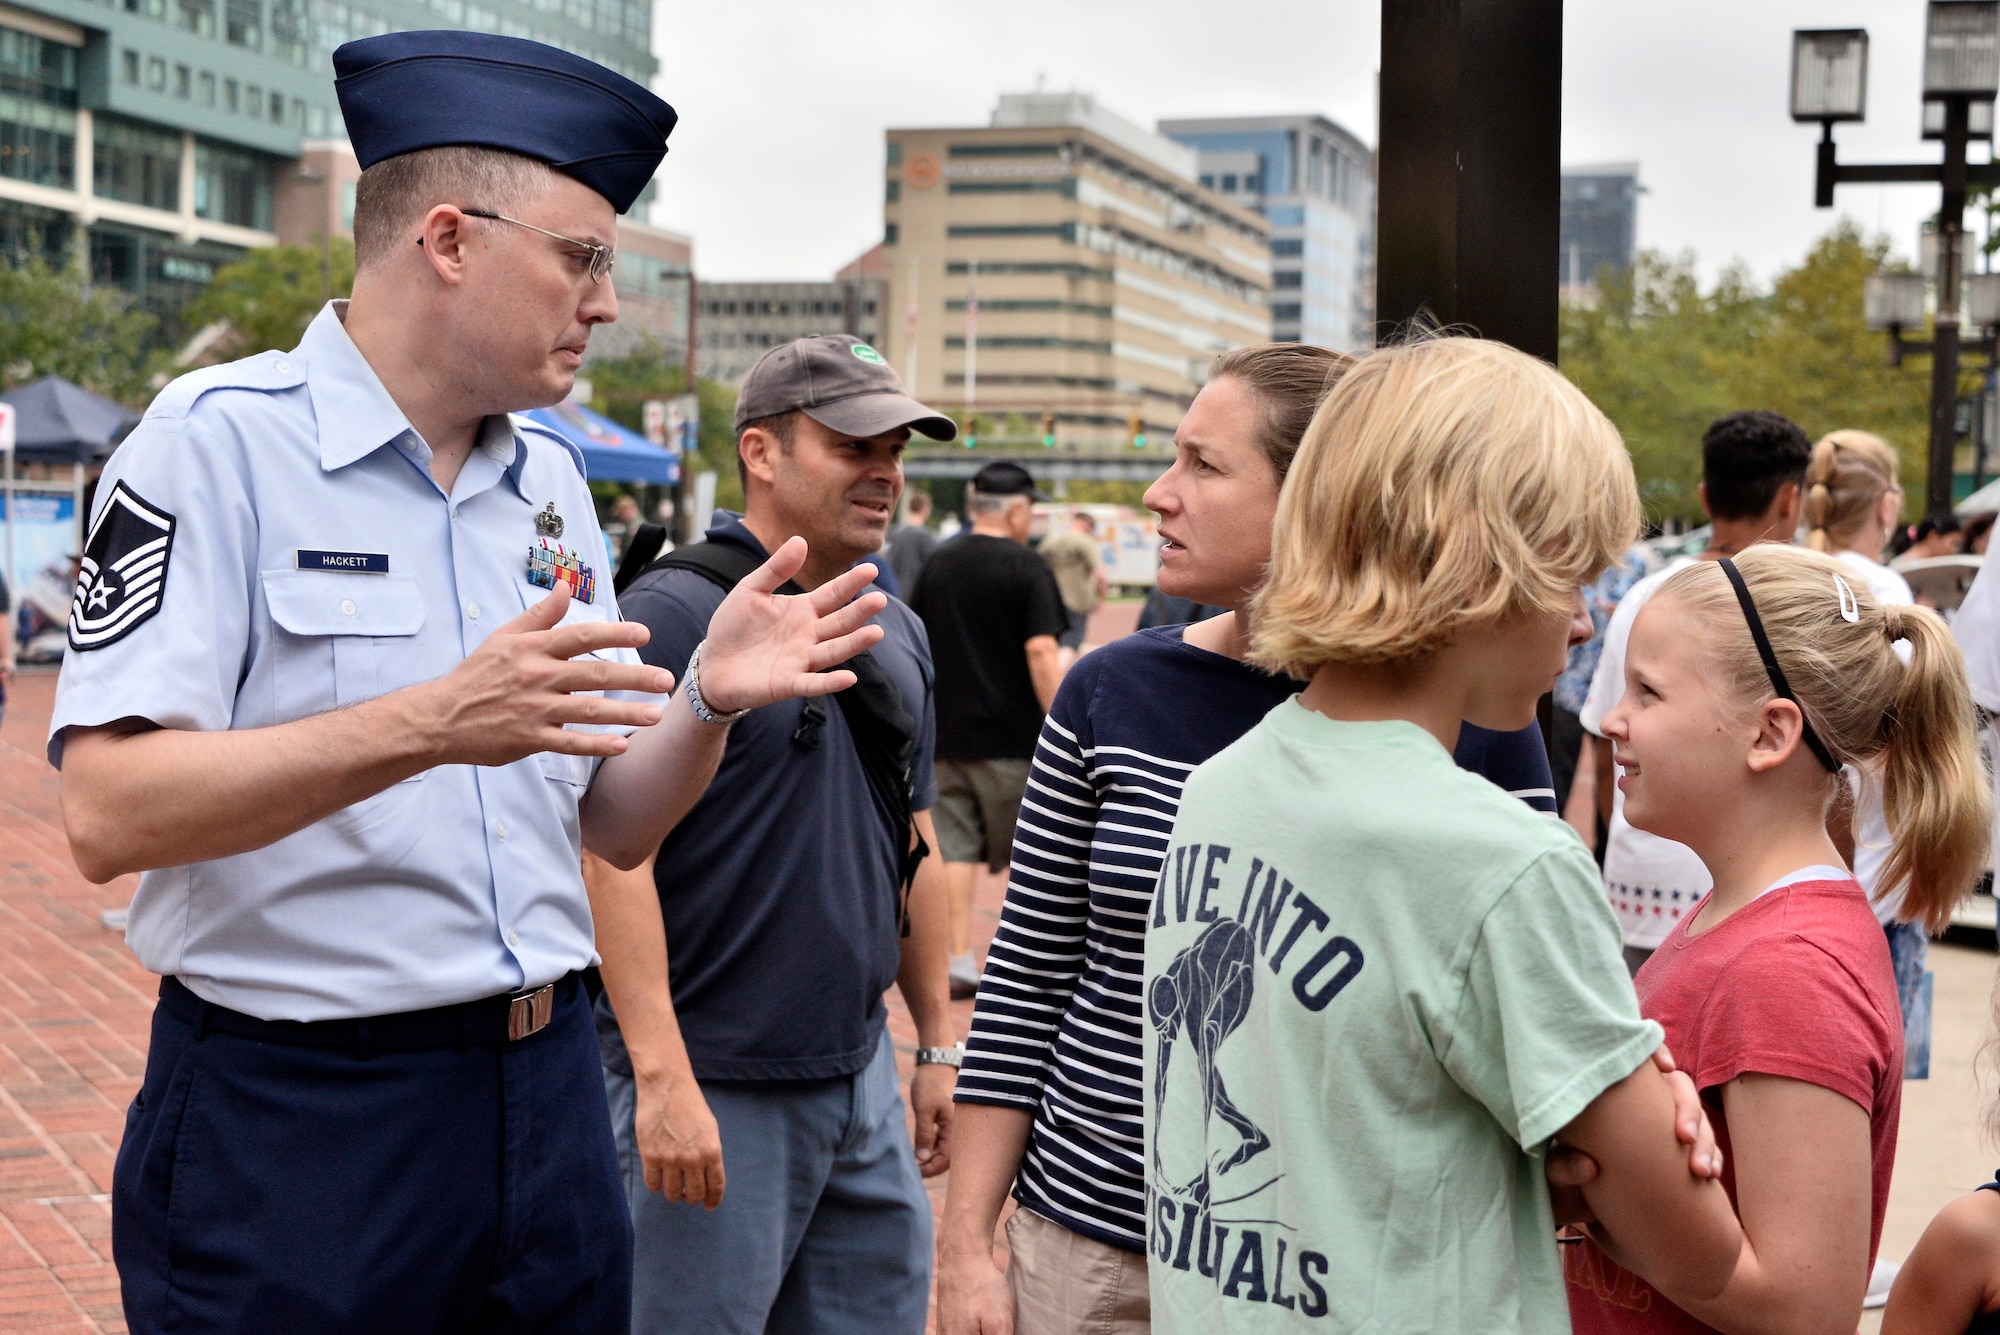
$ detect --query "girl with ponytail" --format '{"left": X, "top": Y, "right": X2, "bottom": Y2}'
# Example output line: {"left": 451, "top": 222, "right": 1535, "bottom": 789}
{"left": 1802, "top": 430, "right": 1933, "bottom": 1081}
{"left": 1570, "top": 543, "right": 1990, "bottom": 1335}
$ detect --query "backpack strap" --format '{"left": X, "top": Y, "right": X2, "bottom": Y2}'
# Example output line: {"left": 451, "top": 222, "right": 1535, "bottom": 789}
{"left": 633, "top": 541, "right": 924, "bottom": 935}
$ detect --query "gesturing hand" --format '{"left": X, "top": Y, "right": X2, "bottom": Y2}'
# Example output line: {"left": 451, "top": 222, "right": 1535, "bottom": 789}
{"left": 696, "top": 537, "right": 890, "bottom": 716}
{"left": 426, "top": 586, "right": 674, "bottom": 767}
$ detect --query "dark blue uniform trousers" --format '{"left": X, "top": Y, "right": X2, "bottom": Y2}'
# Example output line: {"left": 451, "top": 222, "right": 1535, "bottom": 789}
{"left": 113, "top": 975, "right": 632, "bottom": 1334}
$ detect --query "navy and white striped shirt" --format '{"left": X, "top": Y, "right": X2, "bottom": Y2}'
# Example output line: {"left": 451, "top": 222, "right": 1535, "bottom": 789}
{"left": 955, "top": 625, "right": 1559, "bottom": 1252}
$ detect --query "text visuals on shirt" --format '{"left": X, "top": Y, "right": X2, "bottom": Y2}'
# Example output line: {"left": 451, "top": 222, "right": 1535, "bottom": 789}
{"left": 1148, "top": 840, "right": 1366, "bottom": 1318}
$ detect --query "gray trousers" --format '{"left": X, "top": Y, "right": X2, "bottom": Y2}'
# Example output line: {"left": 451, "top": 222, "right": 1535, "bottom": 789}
{"left": 605, "top": 1029, "right": 933, "bottom": 1334}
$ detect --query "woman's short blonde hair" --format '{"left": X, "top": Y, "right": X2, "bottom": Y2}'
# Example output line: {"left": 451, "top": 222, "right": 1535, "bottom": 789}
{"left": 1249, "top": 337, "right": 1639, "bottom": 676}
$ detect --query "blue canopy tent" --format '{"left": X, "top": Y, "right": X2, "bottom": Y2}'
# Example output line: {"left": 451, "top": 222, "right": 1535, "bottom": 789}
{"left": 518, "top": 399, "right": 680, "bottom": 486}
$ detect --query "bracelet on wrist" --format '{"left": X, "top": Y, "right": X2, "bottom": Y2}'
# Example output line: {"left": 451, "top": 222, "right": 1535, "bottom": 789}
{"left": 682, "top": 639, "right": 751, "bottom": 726}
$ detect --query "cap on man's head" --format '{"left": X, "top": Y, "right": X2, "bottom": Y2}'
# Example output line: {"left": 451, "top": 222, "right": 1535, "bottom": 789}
{"left": 333, "top": 31, "right": 677, "bottom": 214}
{"left": 970, "top": 460, "right": 1050, "bottom": 502}
{"left": 734, "top": 335, "right": 957, "bottom": 443}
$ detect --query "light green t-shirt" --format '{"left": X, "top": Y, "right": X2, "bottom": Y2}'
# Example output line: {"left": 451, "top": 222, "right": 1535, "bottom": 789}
{"left": 1143, "top": 703, "right": 1662, "bottom": 1334}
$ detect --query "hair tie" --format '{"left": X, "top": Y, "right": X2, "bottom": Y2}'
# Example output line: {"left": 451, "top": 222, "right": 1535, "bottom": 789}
{"left": 1718, "top": 558, "right": 1841, "bottom": 772}
{"left": 1833, "top": 574, "right": 1860, "bottom": 623}
{"left": 1883, "top": 605, "right": 1906, "bottom": 641}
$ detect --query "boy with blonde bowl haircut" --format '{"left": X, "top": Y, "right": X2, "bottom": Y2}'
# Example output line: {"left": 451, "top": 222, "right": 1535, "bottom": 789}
{"left": 1142, "top": 338, "right": 1747, "bottom": 1333}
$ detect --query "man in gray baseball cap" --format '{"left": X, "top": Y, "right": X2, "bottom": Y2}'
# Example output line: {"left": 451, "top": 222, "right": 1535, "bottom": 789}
{"left": 589, "top": 333, "right": 960, "bottom": 1332}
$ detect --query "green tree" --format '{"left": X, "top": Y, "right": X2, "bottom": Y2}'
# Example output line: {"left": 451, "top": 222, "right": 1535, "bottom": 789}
{"left": 583, "top": 338, "right": 742, "bottom": 511}
{"left": 181, "top": 237, "right": 355, "bottom": 358}
{"left": 0, "top": 253, "right": 157, "bottom": 407}
{"left": 1561, "top": 222, "right": 1936, "bottom": 525}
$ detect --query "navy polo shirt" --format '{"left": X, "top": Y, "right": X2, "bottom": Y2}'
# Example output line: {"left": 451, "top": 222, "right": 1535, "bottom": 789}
{"left": 595, "top": 515, "right": 938, "bottom": 1082}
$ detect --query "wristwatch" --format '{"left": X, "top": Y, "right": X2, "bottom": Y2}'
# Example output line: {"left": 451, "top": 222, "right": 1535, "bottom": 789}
{"left": 682, "top": 639, "right": 751, "bottom": 726}
{"left": 916, "top": 1045, "right": 964, "bottom": 1068}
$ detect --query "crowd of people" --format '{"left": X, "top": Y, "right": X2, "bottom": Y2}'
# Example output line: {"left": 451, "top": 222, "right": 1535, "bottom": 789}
{"left": 42, "top": 24, "right": 2000, "bottom": 1335}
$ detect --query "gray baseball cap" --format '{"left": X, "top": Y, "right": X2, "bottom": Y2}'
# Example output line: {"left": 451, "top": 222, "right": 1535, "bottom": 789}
{"left": 733, "top": 334, "right": 957, "bottom": 442}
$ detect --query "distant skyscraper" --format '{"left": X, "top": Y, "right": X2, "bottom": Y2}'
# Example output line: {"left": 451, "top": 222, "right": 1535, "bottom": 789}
{"left": 1158, "top": 114, "right": 1374, "bottom": 351}
{"left": 881, "top": 92, "right": 1271, "bottom": 454}
{"left": 1560, "top": 163, "right": 1640, "bottom": 296}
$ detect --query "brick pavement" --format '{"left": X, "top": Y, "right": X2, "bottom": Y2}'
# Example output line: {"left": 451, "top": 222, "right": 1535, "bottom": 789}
{"left": 0, "top": 599, "right": 1143, "bottom": 1331}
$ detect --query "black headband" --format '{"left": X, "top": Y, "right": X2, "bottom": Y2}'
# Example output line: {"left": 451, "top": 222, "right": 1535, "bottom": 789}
{"left": 1717, "top": 557, "right": 1840, "bottom": 773}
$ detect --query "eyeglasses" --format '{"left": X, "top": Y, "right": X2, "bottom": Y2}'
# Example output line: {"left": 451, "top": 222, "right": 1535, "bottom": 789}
{"left": 458, "top": 208, "right": 615, "bottom": 283}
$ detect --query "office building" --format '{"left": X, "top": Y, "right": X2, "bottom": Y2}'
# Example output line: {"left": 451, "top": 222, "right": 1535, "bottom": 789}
{"left": 696, "top": 246, "right": 887, "bottom": 384}
{"left": 1159, "top": 113, "right": 1373, "bottom": 351}
{"left": 1560, "top": 162, "right": 1640, "bottom": 298}
{"left": 882, "top": 91, "right": 1271, "bottom": 454}
{"left": 1, "top": 0, "right": 657, "bottom": 341}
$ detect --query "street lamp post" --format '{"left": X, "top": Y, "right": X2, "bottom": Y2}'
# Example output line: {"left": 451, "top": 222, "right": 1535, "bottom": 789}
{"left": 1797, "top": 3, "right": 2000, "bottom": 520}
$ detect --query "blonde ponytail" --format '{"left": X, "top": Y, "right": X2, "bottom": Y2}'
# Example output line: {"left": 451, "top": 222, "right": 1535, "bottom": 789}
{"left": 1804, "top": 430, "right": 1899, "bottom": 554}
{"left": 1659, "top": 546, "right": 1991, "bottom": 930}
{"left": 1877, "top": 607, "right": 1991, "bottom": 932}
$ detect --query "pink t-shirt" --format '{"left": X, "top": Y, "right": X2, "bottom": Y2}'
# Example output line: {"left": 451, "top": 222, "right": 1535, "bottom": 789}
{"left": 1564, "top": 877, "right": 1903, "bottom": 1334}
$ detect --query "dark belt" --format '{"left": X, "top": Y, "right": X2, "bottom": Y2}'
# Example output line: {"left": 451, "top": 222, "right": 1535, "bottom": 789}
{"left": 158, "top": 973, "right": 578, "bottom": 1058}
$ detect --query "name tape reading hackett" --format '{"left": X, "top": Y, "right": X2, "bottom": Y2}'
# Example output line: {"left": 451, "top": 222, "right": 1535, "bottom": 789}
{"left": 296, "top": 550, "right": 390, "bottom": 574}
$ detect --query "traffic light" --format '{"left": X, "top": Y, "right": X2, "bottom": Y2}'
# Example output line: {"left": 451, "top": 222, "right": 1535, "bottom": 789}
{"left": 1127, "top": 409, "right": 1147, "bottom": 450}
{"left": 1041, "top": 412, "right": 1057, "bottom": 448}
{"left": 964, "top": 413, "right": 981, "bottom": 449}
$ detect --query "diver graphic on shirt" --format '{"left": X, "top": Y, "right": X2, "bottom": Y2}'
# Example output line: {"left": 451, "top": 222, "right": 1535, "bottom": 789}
{"left": 1146, "top": 841, "right": 1366, "bottom": 1317}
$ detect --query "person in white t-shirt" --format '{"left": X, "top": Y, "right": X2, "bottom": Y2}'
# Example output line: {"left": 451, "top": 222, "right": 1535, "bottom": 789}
{"left": 1581, "top": 410, "right": 1810, "bottom": 973}
{"left": 1802, "top": 430, "right": 1929, "bottom": 1083}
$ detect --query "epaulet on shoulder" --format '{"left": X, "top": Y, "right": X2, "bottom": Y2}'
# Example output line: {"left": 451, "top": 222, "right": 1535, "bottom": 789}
{"left": 146, "top": 349, "right": 307, "bottom": 421}
{"left": 510, "top": 414, "right": 589, "bottom": 481}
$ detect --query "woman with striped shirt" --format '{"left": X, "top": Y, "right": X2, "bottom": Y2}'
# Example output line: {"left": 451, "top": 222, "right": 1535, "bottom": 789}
{"left": 935, "top": 344, "right": 1564, "bottom": 1335}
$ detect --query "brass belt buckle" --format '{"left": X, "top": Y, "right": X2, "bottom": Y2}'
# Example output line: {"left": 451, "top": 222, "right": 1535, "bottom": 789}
{"left": 507, "top": 982, "right": 555, "bottom": 1041}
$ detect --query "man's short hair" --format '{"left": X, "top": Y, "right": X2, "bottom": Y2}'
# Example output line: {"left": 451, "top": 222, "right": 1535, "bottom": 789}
{"left": 352, "top": 145, "right": 556, "bottom": 270}
{"left": 736, "top": 410, "right": 801, "bottom": 491}
{"left": 965, "top": 486, "right": 1024, "bottom": 516}
{"left": 905, "top": 489, "right": 932, "bottom": 518}
{"left": 1700, "top": 411, "right": 1812, "bottom": 521}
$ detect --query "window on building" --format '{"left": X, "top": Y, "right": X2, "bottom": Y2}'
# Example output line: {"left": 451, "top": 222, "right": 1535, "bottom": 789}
{"left": 1199, "top": 174, "right": 1214, "bottom": 189}
{"left": 1270, "top": 238, "right": 1303, "bottom": 257}
{"left": 173, "top": 63, "right": 190, "bottom": 98}
{"left": 124, "top": 0, "right": 166, "bottom": 16}
{"left": 1245, "top": 173, "right": 1261, "bottom": 193}
{"left": 224, "top": 78, "right": 238, "bottom": 111}
{"left": 885, "top": 178, "right": 899, "bottom": 203}
{"left": 864, "top": 299, "right": 876, "bottom": 315}
{"left": 225, "top": 0, "right": 261, "bottom": 46}
{"left": 197, "top": 70, "right": 214, "bottom": 105}
{"left": 269, "top": 0, "right": 307, "bottom": 62}
{"left": 245, "top": 81, "right": 260, "bottom": 112}
{"left": 268, "top": 89, "right": 282, "bottom": 122}
{"left": 146, "top": 57, "right": 166, "bottom": 90}
{"left": 120, "top": 49, "right": 139, "bottom": 84}
{"left": 0, "top": 29, "right": 76, "bottom": 191}
{"left": 1272, "top": 270, "right": 1302, "bottom": 289}
{"left": 195, "top": 138, "right": 273, "bottom": 230}
{"left": 886, "top": 141, "right": 901, "bottom": 168}
{"left": 1221, "top": 173, "right": 1237, "bottom": 192}
{"left": 1272, "top": 302, "right": 1302, "bottom": 321}
{"left": 95, "top": 115, "right": 181, "bottom": 212}
{"left": 177, "top": 0, "right": 215, "bottom": 36}
{"left": 884, "top": 222, "right": 898, "bottom": 245}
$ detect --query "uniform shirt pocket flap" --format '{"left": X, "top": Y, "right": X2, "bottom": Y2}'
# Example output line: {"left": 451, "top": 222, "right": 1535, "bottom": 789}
{"left": 264, "top": 570, "right": 427, "bottom": 638}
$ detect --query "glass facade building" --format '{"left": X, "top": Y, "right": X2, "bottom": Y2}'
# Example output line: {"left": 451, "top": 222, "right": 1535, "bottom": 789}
{"left": 1159, "top": 114, "right": 1374, "bottom": 352}
{"left": 0, "top": 0, "right": 657, "bottom": 340}
{"left": 1559, "top": 163, "right": 1640, "bottom": 296}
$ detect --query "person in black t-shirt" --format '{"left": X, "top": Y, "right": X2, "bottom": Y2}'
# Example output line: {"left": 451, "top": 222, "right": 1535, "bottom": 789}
{"left": 909, "top": 460, "right": 1068, "bottom": 998}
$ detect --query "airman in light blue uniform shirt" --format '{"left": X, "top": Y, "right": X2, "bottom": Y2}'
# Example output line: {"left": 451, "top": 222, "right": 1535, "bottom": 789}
{"left": 51, "top": 301, "right": 632, "bottom": 1022}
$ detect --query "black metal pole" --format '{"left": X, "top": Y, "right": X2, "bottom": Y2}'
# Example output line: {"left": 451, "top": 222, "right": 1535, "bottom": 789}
{"left": 1931, "top": 98, "right": 1970, "bottom": 522}
{"left": 1376, "top": 0, "right": 1564, "bottom": 362}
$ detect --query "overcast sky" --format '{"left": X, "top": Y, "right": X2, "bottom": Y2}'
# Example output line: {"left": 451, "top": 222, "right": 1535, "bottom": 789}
{"left": 645, "top": 0, "right": 1961, "bottom": 286}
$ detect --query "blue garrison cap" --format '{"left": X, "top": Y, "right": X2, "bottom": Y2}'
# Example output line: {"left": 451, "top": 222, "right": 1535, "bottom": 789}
{"left": 333, "top": 31, "right": 677, "bottom": 214}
